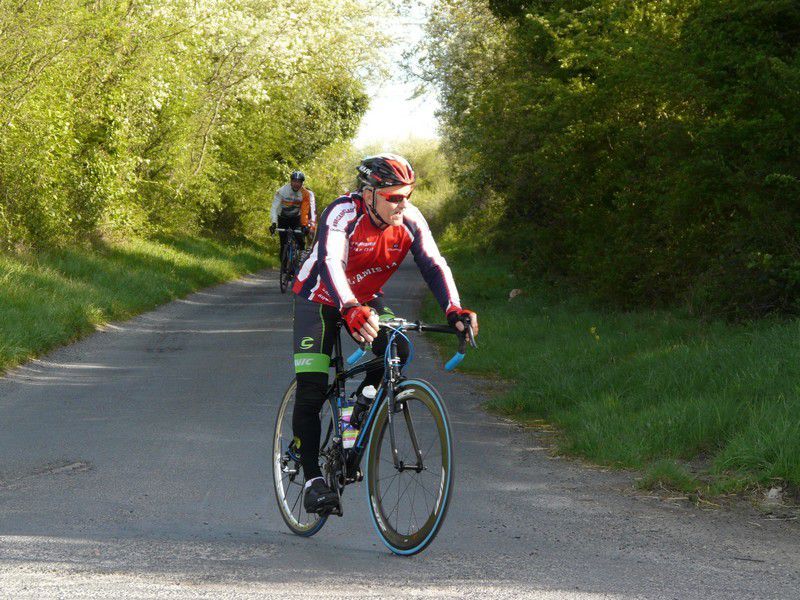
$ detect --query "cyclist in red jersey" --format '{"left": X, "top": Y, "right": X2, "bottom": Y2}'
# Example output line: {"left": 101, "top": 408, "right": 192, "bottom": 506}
{"left": 290, "top": 153, "right": 479, "bottom": 513}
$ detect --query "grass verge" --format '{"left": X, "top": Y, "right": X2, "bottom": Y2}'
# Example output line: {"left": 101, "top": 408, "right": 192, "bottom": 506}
{"left": 423, "top": 245, "right": 800, "bottom": 495}
{"left": 0, "top": 235, "right": 276, "bottom": 373}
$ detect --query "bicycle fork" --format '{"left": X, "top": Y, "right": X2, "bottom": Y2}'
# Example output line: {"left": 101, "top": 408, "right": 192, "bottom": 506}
{"left": 386, "top": 354, "right": 425, "bottom": 474}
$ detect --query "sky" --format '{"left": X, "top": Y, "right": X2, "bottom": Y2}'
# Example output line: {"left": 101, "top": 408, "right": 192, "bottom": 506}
{"left": 354, "top": 8, "right": 440, "bottom": 150}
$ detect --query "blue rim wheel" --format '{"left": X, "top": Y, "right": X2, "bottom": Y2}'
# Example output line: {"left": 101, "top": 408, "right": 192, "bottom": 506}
{"left": 365, "top": 379, "right": 454, "bottom": 555}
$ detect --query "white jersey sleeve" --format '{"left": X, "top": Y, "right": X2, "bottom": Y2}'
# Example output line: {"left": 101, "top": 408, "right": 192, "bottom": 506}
{"left": 308, "top": 190, "right": 316, "bottom": 226}
{"left": 270, "top": 190, "right": 282, "bottom": 224}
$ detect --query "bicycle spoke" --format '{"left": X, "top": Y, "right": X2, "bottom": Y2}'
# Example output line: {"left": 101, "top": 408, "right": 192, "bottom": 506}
{"left": 422, "top": 434, "right": 437, "bottom": 459}
{"left": 411, "top": 473, "right": 437, "bottom": 499}
{"left": 395, "top": 477, "right": 415, "bottom": 530}
{"left": 395, "top": 473, "right": 401, "bottom": 532}
{"left": 293, "top": 489, "right": 303, "bottom": 522}
{"left": 407, "top": 475, "right": 430, "bottom": 535}
{"left": 414, "top": 476, "right": 432, "bottom": 518}
{"left": 379, "top": 470, "right": 400, "bottom": 498}
{"left": 413, "top": 463, "right": 442, "bottom": 484}
{"left": 386, "top": 473, "right": 413, "bottom": 524}
{"left": 291, "top": 487, "right": 302, "bottom": 512}
{"left": 409, "top": 477, "right": 419, "bottom": 534}
{"left": 378, "top": 472, "right": 400, "bottom": 483}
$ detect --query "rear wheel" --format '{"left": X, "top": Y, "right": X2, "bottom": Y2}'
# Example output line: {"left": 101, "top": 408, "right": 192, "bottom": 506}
{"left": 272, "top": 380, "right": 334, "bottom": 536}
{"left": 365, "top": 380, "right": 454, "bottom": 555}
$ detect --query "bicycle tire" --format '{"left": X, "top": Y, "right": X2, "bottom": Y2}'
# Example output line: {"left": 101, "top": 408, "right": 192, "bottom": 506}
{"left": 272, "top": 380, "right": 330, "bottom": 536}
{"left": 364, "top": 379, "right": 454, "bottom": 555}
{"left": 279, "top": 242, "right": 291, "bottom": 294}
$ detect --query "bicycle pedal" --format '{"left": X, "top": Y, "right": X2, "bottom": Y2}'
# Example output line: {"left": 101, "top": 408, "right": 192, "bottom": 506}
{"left": 281, "top": 463, "right": 299, "bottom": 476}
{"left": 317, "top": 503, "right": 342, "bottom": 517}
{"left": 343, "top": 472, "right": 362, "bottom": 484}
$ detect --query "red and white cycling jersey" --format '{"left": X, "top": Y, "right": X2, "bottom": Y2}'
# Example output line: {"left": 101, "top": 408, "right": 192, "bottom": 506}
{"left": 292, "top": 193, "right": 461, "bottom": 313}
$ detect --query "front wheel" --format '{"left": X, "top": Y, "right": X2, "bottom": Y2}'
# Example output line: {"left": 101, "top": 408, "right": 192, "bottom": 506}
{"left": 364, "top": 379, "right": 454, "bottom": 555}
{"left": 279, "top": 243, "right": 291, "bottom": 294}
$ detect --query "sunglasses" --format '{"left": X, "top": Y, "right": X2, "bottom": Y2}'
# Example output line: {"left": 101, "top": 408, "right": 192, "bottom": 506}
{"left": 374, "top": 186, "right": 414, "bottom": 204}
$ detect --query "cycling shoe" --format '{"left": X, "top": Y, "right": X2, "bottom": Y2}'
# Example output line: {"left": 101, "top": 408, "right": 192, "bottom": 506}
{"left": 303, "top": 478, "right": 339, "bottom": 514}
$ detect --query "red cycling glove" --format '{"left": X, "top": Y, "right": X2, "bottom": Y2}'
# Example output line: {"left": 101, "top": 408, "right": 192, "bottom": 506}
{"left": 342, "top": 305, "right": 373, "bottom": 333}
{"left": 447, "top": 307, "right": 478, "bottom": 333}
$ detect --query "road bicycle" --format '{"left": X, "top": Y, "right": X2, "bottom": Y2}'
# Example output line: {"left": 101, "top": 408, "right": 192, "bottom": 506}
{"left": 272, "top": 316, "right": 476, "bottom": 555}
{"left": 274, "top": 227, "right": 306, "bottom": 293}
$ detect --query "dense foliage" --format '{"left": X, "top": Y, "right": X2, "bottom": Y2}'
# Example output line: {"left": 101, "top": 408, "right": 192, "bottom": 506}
{"left": 423, "top": 0, "right": 800, "bottom": 317}
{"left": 0, "top": 0, "right": 380, "bottom": 248}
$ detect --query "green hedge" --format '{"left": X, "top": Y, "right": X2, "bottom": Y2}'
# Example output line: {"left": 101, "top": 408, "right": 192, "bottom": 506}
{"left": 423, "top": 0, "right": 800, "bottom": 318}
{"left": 0, "top": 1, "right": 379, "bottom": 249}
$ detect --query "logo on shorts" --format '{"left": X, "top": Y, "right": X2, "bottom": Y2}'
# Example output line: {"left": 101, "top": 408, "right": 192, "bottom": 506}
{"left": 300, "top": 336, "right": 314, "bottom": 350}
{"left": 295, "top": 357, "right": 313, "bottom": 367}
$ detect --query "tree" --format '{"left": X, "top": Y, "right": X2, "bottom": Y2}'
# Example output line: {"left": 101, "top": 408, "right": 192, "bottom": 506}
{"left": 0, "top": 0, "right": 388, "bottom": 247}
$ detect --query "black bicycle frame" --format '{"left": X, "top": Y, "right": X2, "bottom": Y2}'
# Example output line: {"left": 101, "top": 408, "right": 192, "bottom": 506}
{"left": 318, "top": 317, "right": 470, "bottom": 485}
{"left": 283, "top": 236, "right": 296, "bottom": 270}
{"left": 323, "top": 324, "right": 423, "bottom": 480}
{"left": 278, "top": 228, "right": 304, "bottom": 272}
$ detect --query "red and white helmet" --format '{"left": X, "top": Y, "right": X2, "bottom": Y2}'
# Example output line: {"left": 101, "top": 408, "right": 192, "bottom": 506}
{"left": 356, "top": 154, "right": 415, "bottom": 189}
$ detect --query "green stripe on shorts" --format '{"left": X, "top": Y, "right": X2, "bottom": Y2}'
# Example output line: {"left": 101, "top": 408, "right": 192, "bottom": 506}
{"left": 293, "top": 352, "right": 330, "bottom": 373}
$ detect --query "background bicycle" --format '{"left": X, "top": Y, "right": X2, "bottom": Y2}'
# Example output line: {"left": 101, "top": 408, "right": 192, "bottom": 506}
{"left": 273, "top": 227, "right": 307, "bottom": 293}
{"left": 272, "top": 316, "right": 476, "bottom": 555}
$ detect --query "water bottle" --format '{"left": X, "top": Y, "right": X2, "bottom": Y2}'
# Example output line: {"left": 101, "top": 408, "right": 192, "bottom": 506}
{"left": 339, "top": 394, "right": 358, "bottom": 449}
{"left": 350, "top": 385, "right": 377, "bottom": 430}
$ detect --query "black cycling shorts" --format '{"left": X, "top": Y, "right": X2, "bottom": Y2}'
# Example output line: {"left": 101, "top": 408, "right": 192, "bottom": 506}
{"left": 292, "top": 296, "right": 394, "bottom": 374}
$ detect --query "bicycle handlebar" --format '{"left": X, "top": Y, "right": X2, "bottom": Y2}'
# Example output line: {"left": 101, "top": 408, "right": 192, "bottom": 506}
{"left": 444, "top": 351, "right": 466, "bottom": 372}
{"left": 345, "top": 318, "right": 477, "bottom": 371}
{"left": 346, "top": 347, "right": 367, "bottom": 365}
{"left": 274, "top": 228, "right": 305, "bottom": 234}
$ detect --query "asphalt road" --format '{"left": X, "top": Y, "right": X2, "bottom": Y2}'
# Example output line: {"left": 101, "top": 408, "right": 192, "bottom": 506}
{"left": 0, "top": 260, "right": 798, "bottom": 599}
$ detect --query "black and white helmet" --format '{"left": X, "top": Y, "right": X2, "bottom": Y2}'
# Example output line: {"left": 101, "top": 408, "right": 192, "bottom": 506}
{"left": 290, "top": 170, "right": 305, "bottom": 182}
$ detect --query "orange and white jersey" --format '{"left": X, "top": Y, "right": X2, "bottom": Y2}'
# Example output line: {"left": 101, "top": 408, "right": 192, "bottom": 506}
{"left": 270, "top": 184, "right": 316, "bottom": 226}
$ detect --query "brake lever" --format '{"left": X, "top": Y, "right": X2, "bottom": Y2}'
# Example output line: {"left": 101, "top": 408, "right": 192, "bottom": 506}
{"left": 462, "top": 317, "right": 478, "bottom": 349}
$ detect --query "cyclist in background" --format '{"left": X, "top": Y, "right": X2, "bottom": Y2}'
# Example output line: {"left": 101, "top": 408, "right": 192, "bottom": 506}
{"left": 270, "top": 171, "right": 316, "bottom": 258}
{"left": 290, "top": 153, "right": 479, "bottom": 513}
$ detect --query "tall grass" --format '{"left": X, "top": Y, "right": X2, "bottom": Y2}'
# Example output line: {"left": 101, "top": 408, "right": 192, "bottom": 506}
{"left": 425, "top": 245, "right": 800, "bottom": 491}
{"left": 0, "top": 236, "right": 275, "bottom": 372}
